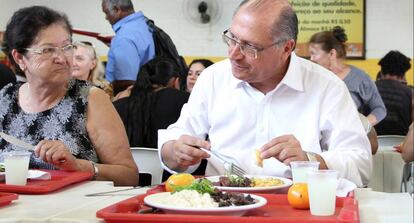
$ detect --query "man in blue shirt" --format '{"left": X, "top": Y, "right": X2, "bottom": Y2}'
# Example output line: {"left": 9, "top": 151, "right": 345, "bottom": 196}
{"left": 101, "top": 0, "right": 155, "bottom": 95}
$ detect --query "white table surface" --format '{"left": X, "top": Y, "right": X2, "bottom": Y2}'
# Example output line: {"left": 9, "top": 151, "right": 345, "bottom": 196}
{"left": 0, "top": 181, "right": 413, "bottom": 223}
{"left": 355, "top": 188, "right": 413, "bottom": 223}
{"left": 0, "top": 181, "right": 146, "bottom": 223}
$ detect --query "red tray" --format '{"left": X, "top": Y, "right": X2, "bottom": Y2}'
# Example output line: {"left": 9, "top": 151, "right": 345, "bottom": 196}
{"left": 96, "top": 192, "right": 359, "bottom": 223}
{"left": 0, "top": 192, "right": 18, "bottom": 207}
{"left": 0, "top": 170, "right": 92, "bottom": 194}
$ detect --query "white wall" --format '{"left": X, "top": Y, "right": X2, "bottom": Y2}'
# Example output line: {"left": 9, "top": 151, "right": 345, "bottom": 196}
{"left": 0, "top": 0, "right": 412, "bottom": 59}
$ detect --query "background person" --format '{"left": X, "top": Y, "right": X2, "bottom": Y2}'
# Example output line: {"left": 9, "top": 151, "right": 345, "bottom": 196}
{"left": 101, "top": 0, "right": 155, "bottom": 95}
{"left": 158, "top": 0, "right": 371, "bottom": 187}
{"left": 113, "top": 57, "right": 189, "bottom": 148}
{"left": 309, "top": 26, "right": 386, "bottom": 127}
{"left": 113, "top": 57, "right": 192, "bottom": 185}
{"left": 0, "top": 63, "right": 16, "bottom": 89}
{"left": 185, "top": 59, "right": 214, "bottom": 93}
{"left": 1, "top": 6, "right": 138, "bottom": 186}
{"left": 72, "top": 41, "right": 113, "bottom": 98}
{"left": 375, "top": 50, "right": 413, "bottom": 135}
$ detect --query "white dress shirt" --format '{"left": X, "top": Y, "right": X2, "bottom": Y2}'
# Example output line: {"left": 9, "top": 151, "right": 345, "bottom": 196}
{"left": 158, "top": 53, "right": 372, "bottom": 187}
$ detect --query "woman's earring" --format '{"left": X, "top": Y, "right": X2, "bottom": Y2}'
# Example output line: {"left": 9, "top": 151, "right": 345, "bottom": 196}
{"left": 20, "top": 65, "right": 26, "bottom": 71}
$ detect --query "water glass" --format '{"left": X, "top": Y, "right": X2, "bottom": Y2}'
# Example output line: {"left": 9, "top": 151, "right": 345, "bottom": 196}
{"left": 290, "top": 161, "right": 319, "bottom": 183}
{"left": 3, "top": 150, "right": 31, "bottom": 185}
{"left": 307, "top": 170, "right": 338, "bottom": 216}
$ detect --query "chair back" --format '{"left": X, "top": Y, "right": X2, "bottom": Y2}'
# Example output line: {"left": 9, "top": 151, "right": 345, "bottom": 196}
{"left": 377, "top": 135, "right": 405, "bottom": 148}
{"left": 130, "top": 147, "right": 163, "bottom": 186}
{"left": 369, "top": 135, "right": 406, "bottom": 192}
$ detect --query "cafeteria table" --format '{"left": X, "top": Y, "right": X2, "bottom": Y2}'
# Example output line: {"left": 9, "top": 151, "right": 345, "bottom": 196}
{"left": 0, "top": 181, "right": 412, "bottom": 223}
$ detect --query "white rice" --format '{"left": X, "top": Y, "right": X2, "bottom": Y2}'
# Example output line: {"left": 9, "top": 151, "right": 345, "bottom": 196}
{"left": 160, "top": 190, "right": 218, "bottom": 208}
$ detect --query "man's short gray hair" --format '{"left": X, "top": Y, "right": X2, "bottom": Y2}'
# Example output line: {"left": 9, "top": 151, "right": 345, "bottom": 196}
{"left": 235, "top": 0, "right": 298, "bottom": 43}
{"left": 102, "top": 0, "right": 134, "bottom": 14}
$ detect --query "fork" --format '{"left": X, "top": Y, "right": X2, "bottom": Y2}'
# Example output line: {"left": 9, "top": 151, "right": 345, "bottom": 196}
{"left": 200, "top": 148, "right": 246, "bottom": 177}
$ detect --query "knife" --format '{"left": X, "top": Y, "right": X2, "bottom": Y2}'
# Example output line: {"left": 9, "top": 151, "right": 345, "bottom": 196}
{"left": 0, "top": 132, "right": 35, "bottom": 151}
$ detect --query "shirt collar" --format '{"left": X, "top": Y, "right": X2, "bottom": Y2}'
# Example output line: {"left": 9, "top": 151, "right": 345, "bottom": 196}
{"left": 280, "top": 52, "right": 304, "bottom": 92}
{"left": 229, "top": 52, "right": 305, "bottom": 92}
{"left": 112, "top": 11, "right": 144, "bottom": 32}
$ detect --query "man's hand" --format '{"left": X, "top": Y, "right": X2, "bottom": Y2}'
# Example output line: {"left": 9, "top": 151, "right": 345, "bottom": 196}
{"left": 162, "top": 135, "right": 210, "bottom": 171}
{"left": 258, "top": 134, "right": 308, "bottom": 165}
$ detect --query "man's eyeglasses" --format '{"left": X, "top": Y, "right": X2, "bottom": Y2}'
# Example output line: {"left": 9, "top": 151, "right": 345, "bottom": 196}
{"left": 222, "top": 29, "right": 285, "bottom": 59}
{"left": 24, "top": 44, "right": 75, "bottom": 58}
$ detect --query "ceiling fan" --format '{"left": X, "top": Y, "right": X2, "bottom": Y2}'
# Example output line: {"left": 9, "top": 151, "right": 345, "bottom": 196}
{"left": 182, "top": 0, "right": 223, "bottom": 26}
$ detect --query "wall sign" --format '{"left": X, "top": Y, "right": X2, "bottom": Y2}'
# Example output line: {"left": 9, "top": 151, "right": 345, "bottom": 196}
{"left": 289, "top": 0, "right": 366, "bottom": 59}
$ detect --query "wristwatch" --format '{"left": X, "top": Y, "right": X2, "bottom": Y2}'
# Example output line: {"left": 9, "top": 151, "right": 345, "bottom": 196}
{"left": 306, "top": 151, "right": 318, "bottom": 162}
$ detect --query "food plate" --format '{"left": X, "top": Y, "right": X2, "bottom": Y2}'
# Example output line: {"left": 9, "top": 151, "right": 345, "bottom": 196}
{"left": 0, "top": 169, "right": 51, "bottom": 182}
{"left": 205, "top": 175, "right": 292, "bottom": 193}
{"left": 144, "top": 192, "right": 267, "bottom": 216}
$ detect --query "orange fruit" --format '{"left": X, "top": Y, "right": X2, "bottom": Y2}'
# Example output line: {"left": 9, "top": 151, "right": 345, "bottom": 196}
{"left": 165, "top": 173, "right": 195, "bottom": 192}
{"left": 287, "top": 183, "right": 309, "bottom": 209}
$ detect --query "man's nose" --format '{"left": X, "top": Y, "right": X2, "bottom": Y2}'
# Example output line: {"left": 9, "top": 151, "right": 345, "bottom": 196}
{"left": 228, "top": 44, "right": 243, "bottom": 60}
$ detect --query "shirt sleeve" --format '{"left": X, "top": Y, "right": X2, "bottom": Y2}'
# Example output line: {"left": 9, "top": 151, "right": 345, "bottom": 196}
{"left": 359, "top": 75, "right": 387, "bottom": 122}
{"left": 319, "top": 81, "right": 372, "bottom": 187}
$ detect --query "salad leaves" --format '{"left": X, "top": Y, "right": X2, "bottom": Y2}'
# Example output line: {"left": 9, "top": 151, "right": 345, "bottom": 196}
{"left": 174, "top": 178, "right": 216, "bottom": 194}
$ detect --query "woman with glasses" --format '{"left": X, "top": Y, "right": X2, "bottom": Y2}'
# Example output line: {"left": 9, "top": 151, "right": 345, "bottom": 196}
{"left": 308, "top": 26, "right": 386, "bottom": 127}
{"left": 72, "top": 41, "right": 113, "bottom": 98}
{"left": 0, "top": 6, "right": 138, "bottom": 186}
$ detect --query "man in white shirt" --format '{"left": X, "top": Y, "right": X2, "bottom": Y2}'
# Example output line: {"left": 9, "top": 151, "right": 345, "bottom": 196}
{"left": 158, "top": 0, "right": 371, "bottom": 186}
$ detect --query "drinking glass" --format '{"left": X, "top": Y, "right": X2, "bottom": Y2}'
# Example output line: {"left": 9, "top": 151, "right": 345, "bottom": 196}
{"left": 290, "top": 161, "right": 319, "bottom": 183}
{"left": 307, "top": 170, "right": 338, "bottom": 216}
{"left": 3, "top": 150, "right": 31, "bottom": 185}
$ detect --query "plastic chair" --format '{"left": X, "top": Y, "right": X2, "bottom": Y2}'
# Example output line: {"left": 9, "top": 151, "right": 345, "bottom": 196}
{"left": 377, "top": 135, "right": 405, "bottom": 148}
{"left": 369, "top": 135, "right": 406, "bottom": 192}
{"left": 130, "top": 147, "right": 163, "bottom": 186}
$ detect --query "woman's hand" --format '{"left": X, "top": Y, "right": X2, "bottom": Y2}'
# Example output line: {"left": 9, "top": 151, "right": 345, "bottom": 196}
{"left": 34, "top": 140, "right": 80, "bottom": 171}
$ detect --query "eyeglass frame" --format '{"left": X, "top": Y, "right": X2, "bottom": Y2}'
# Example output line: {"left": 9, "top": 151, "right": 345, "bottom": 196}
{"left": 73, "top": 41, "right": 95, "bottom": 48}
{"left": 222, "top": 29, "right": 286, "bottom": 59}
{"left": 24, "top": 44, "right": 75, "bottom": 58}
{"left": 73, "top": 41, "right": 97, "bottom": 58}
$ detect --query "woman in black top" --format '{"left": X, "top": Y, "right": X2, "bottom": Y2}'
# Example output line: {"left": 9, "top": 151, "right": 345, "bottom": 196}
{"left": 113, "top": 57, "right": 190, "bottom": 148}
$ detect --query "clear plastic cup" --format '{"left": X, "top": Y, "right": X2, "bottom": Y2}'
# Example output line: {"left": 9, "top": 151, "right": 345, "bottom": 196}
{"left": 307, "top": 170, "right": 338, "bottom": 216}
{"left": 290, "top": 161, "right": 319, "bottom": 183}
{"left": 2, "top": 150, "right": 31, "bottom": 185}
